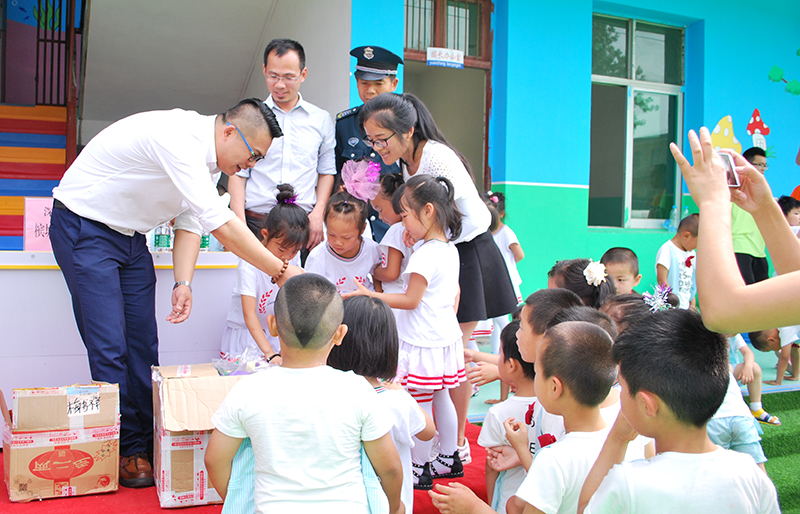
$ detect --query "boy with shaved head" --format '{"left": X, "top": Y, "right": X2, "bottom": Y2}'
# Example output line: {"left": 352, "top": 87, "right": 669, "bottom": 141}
{"left": 206, "top": 274, "right": 404, "bottom": 514}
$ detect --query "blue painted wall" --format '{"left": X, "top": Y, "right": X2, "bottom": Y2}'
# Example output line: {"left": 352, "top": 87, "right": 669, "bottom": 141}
{"left": 349, "top": 0, "right": 406, "bottom": 106}
{"left": 492, "top": 0, "right": 800, "bottom": 194}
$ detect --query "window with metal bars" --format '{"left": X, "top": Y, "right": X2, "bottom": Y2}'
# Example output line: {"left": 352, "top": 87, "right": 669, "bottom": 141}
{"left": 404, "top": 0, "right": 491, "bottom": 67}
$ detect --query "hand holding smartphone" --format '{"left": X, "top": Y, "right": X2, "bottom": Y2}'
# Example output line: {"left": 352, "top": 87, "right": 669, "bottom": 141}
{"left": 717, "top": 151, "right": 740, "bottom": 188}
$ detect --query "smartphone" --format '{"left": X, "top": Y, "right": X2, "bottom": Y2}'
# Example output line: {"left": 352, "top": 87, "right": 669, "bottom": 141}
{"left": 718, "top": 152, "right": 740, "bottom": 188}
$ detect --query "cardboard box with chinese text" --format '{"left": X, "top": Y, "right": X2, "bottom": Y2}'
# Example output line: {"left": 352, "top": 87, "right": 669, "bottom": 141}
{"left": 1, "top": 383, "right": 120, "bottom": 502}
{"left": 152, "top": 363, "right": 243, "bottom": 508}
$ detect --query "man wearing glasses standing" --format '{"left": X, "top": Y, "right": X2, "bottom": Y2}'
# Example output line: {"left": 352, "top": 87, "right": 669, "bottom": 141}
{"left": 49, "top": 99, "right": 302, "bottom": 488}
{"left": 229, "top": 38, "right": 335, "bottom": 252}
{"left": 732, "top": 146, "right": 771, "bottom": 284}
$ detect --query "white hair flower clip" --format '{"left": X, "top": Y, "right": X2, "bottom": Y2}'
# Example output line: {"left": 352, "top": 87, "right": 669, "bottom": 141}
{"left": 583, "top": 260, "right": 607, "bottom": 287}
{"left": 643, "top": 284, "right": 674, "bottom": 313}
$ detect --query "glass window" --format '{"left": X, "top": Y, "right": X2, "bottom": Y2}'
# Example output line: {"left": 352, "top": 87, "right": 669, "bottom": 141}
{"left": 592, "top": 16, "right": 628, "bottom": 78}
{"left": 589, "top": 14, "right": 684, "bottom": 228}
{"left": 406, "top": 0, "right": 435, "bottom": 52}
{"left": 446, "top": 1, "right": 481, "bottom": 57}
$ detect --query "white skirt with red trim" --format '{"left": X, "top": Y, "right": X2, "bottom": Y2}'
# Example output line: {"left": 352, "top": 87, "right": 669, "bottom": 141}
{"left": 396, "top": 338, "right": 466, "bottom": 390}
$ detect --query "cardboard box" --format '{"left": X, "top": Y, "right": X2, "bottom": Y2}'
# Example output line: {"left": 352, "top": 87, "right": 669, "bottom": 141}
{"left": 1, "top": 383, "right": 120, "bottom": 502}
{"left": 152, "top": 363, "right": 243, "bottom": 508}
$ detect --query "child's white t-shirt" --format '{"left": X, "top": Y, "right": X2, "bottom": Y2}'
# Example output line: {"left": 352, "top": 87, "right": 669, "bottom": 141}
{"left": 378, "top": 222, "right": 413, "bottom": 295}
{"left": 585, "top": 447, "right": 779, "bottom": 514}
{"left": 396, "top": 240, "right": 462, "bottom": 348}
{"left": 478, "top": 395, "right": 535, "bottom": 514}
{"left": 655, "top": 240, "right": 696, "bottom": 309}
{"left": 377, "top": 387, "right": 427, "bottom": 513}
{"left": 492, "top": 224, "right": 523, "bottom": 302}
{"left": 515, "top": 427, "right": 612, "bottom": 514}
{"left": 304, "top": 237, "right": 382, "bottom": 294}
{"left": 778, "top": 325, "right": 800, "bottom": 347}
{"left": 211, "top": 366, "right": 391, "bottom": 514}
{"left": 713, "top": 372, "right": 753, "bottom": 420}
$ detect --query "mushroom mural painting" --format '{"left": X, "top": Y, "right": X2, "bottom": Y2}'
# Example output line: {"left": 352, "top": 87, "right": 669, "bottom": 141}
{"left": 746, "top": 109, "right": 770, "bottom": 151}
{"left": 711, "top": 115, "right": 743, "bottom": 153}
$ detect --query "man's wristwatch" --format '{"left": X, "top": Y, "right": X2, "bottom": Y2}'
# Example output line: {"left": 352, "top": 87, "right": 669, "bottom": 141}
{"left": 173, "top": 281, "right": 192, "bottom": 292}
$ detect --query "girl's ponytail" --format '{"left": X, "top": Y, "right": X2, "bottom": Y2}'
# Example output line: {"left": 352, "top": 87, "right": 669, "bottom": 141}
{"left": 264, "top": 183, "right": 309, "bottom": 249}
{"left": 403, "top": 174, "right": 463, "bottom": 242}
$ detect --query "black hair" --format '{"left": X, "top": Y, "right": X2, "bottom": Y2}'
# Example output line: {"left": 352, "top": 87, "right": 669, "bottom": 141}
{"left": 742, "top": 147, "right": 767, "bottom": 163}
{"left": 264, "top": 38, "right": 306, "bottom": 70}
{"left": 402, "top": 174, "right": 462, "bottom": 241}
{"left": 222, "top": 98, "right": 283, "bottom": 140}
{"left": 327, "top": 296, "right": 398, "bottom": 380}
{"left": 391, "top": 183, "right": 406, "bottom": 215}
{"left": 274, "top": 274, "right": 343, "bottom": 350}
{"left": 548, "top": 305, "right": 618, "bottom": 340}
{"left": 540, "top": 321, "right": 616, "bottom": 407}
{"left": 379, "top": 173, "right": 405, "bottom": 199}
{"left": 500, "top": 320, "right": 535, "bottom": 380}
{"left": 777, "top": 195, "right": 800, "bottom": 216}
{"left": 486, "top": 191, "right": 506, "bottom": 213}
{"left": 613, "top": 309, "right": 729, "bottom": 428}
{"left": 483, "top": 193, "right": 501, "bottom": 232}
{"left": 599, "top": 293, "right": 651, "bottom": 335}
{"left": 600, "top": 247, "right": 640, "bottom": 277}
{"left": 324, "top": 191, "right": 368, "bottom": 229}
{"left": 524, "top": 288, "right": 584, "bottom": 335}
{"left": 358, "top": 92, "right": 473, "bottom": 176}
{"left": 548, "top": 259, "right": 617, "bottom": 308}
{"left": 510, "top": 304, "right": 523, "bottom": 321}
{"left": 748, "top": 330, "right": 772, "bottom": 352}
{"left": 677, "top": 213, "right": 699, "bottom": 236}
{"left": 262, "top": 184, "right": 309, "bottom": 250}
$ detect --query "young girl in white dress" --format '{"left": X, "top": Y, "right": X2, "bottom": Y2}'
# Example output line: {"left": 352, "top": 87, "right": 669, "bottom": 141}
{"left": 304, "top": 191, "right": 382, "bottom": 294}
{"left": 328, "top": 295, "right": 435, "bottom": 513}
{"left": 346, "top": 174, "right": 466, "bottom": 489}
{"left": 219, "top": 184, "right": 309, "bottom": 364}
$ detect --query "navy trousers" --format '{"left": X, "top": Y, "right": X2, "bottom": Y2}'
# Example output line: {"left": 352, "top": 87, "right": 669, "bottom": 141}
{"left": 50, "top": 205, "right": 158, "bottom": 456}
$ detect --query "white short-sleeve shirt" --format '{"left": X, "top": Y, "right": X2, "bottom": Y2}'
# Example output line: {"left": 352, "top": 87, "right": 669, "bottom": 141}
{"left": 212, "top": 366, "right": 391, "bottom": 514}
{"left": 378, "top": 222, "right": 413, "bottom": 295}
{"left": 304, "top": 237, "right": 382, "bottom": 294}
{"left": 585, "top": 447, "right": 779, "bottom": 514}
{"left": 396, "top": 239, "right": 462, "bottom": 347}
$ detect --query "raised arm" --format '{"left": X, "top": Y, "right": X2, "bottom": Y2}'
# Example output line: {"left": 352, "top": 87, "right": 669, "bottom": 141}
{"left": 670, "top": 128, "right": 800, "bottom": 332}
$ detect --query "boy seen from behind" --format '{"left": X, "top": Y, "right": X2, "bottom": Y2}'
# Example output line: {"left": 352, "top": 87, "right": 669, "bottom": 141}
{"left": 600, "top": 247, "right": 642, "bottom": 295}
{"left": 580, "top": 309, "right": 778, "bottom": 514}
{"left": 206, "top": 274, "right": 404, "bottom": 514}
{"left": 656, "top": 213, "right": 698, "bottom": 309}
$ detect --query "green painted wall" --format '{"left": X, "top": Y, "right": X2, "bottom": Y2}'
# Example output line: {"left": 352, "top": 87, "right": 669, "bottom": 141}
{"left": 495, "top": 183, "right": 697, "bottom": 298}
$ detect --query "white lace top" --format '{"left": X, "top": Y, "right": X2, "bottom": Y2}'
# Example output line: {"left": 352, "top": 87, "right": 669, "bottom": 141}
{"left": 402, "top": 140, "right": 490, "bottom": 244}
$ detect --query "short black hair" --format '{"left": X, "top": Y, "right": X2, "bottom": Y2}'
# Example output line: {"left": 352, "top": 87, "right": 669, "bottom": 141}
{"left": 600, "top": 247, "right": 640, "bottom": 277}
{"left": 263, "top": 184, "right": 309, "bottom": 250}
{"left": 613, "top": 309, "right": 729, "bottom": 428}
{"left": 264, "top": 38, "right": 306, "bottom": 70}
{"left": 540, "top": 321, "right": 616, "bottom": 407}
{"left": 524, "top": 288, "right": 584, "bottom": 335}
{"left": 742, "top": 146, "right": 766, "bottom": 163}
{"left": 325, "top": 191, "right": 368, "bottom": 229}
{"left": 600, "top": 293, "right": 651, "bottom": 335}
{"left": 274, "top": 274, "right": 343, "bottom": 350}
{"left": 548, "top": 259, "right": 617, "bottom": 308}
{"left": 777, "top": 195, "right": 800, "bottom": 216}
{"left": 222, "top": 98, "right": 283, "bottom": 139}
{"left": 677, "top": 213, "right": 699, "bottom": 237}
{"left": 328, "top": 296, "right": 398, "bottom": 380}
{"left": 748, "top": 330, "right": 772, "bottom": 352}
{"left": 500, "top": 320, "right": 535, "bottom": 380}
{"left": 548, "top": 305, "right": 618, "bottom": 340}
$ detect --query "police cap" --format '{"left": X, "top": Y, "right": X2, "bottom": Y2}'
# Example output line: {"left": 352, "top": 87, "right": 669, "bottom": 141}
{"left": 350, "top": 46, "right": 404, "bottom": 81}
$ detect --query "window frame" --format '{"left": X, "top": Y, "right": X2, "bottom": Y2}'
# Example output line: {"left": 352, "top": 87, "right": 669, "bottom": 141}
{"left": 590, "top": 14, "right": 685, "bottom": 229}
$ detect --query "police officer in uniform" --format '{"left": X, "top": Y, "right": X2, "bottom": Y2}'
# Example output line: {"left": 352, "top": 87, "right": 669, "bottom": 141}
{"left": 335, "top": 45, "right": 403, "bottom": 241}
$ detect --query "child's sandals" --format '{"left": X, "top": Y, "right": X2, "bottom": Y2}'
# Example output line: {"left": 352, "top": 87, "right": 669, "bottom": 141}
{"left": 430, "top": 452, "right": 464, "bottom": 480}
{"left": 752, "top": 408, "right": 781, "bottom": 426}
{"left": 412, "top": 462, "right": 433, "bottom": 490}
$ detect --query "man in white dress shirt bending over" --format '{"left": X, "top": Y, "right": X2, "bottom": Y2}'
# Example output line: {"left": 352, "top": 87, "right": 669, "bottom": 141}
{"left": 49, "top": 98, "right": 301, "bottom": 488}
{"left": 228, "top": 38, "right": 335, "bottom": 252}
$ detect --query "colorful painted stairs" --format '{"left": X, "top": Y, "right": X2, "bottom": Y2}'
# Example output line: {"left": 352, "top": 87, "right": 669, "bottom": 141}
{"left": 0, "top": 105, "right": 67, "bottom": 250}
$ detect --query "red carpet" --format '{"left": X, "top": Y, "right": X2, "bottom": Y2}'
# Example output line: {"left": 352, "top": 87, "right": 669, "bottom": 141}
{"left": 1, "top": 422, "right": 485, "bottom": 514}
